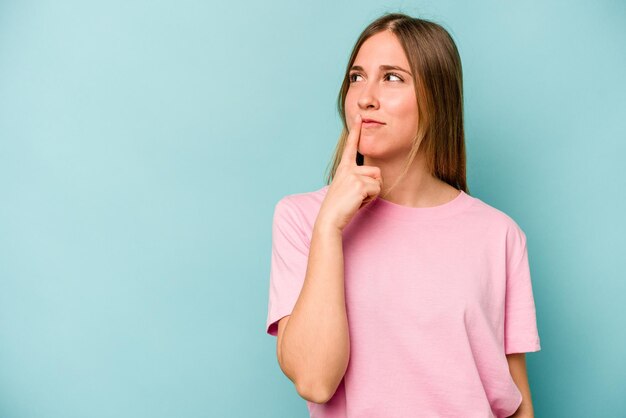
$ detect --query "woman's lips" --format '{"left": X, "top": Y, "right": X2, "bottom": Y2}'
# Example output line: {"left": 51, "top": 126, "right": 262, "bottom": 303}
{"left": 363, "top": 121, "right": 384, "bottom": 128}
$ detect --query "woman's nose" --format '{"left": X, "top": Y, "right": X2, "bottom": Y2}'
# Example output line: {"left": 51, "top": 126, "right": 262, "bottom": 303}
{"left": 358, "top": 86, "right": 380, "bottom": 109}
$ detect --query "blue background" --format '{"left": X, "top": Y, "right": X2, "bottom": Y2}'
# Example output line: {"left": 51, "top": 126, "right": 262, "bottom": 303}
{"left": 1, "top": 1, "right": 624, "bottom": 417}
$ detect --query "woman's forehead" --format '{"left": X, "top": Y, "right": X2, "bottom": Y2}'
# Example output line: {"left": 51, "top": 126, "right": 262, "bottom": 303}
{"left": 354, "top": 31, "right": 408, "bottom": 69}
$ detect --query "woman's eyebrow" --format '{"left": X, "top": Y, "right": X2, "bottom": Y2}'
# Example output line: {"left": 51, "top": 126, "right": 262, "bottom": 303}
{"left": 349, "top": 64, "right": 412, "bottom": 75}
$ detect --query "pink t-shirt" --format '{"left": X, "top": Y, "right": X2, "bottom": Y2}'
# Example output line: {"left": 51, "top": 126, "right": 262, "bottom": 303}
{"left": 266, "top": 185, "right": 541, "bottom": 418}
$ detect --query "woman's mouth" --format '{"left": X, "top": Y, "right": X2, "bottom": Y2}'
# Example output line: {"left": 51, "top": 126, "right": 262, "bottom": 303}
{"left": 361, "top": 117, "right": 385, "bottom": 128}
{"left": 363, "top": 121, "right": 384, "bottom": 128}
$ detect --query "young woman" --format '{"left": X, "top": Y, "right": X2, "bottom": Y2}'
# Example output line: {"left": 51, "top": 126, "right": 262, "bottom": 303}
{"left": 266, "top": 12, "right": 541, "bottom": 418}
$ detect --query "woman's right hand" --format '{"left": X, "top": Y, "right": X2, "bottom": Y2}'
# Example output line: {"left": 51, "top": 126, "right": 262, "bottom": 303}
{"left": 317, "top": 114, "right": 383, "bottom": 232}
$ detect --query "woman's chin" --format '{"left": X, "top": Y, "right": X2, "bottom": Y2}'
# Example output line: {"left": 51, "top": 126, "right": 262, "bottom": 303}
{"left": 357, "top": 139, "right": 382, "bottom": 155}
{"left": 360, "top": 146, "right": 406, "bottom": 162}
{"left": 358, "top": 149, "right": 387, "bottom": 160}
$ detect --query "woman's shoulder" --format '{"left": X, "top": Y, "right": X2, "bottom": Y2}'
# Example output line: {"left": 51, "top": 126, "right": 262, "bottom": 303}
{"left": 276, "top": 184, "right": 328, "bottom": 208}
{"left": 272, "top": 185, "right": 330, "bottom": 230}
{"left": 464, "top": 192, "right": 527, "bottom": 236}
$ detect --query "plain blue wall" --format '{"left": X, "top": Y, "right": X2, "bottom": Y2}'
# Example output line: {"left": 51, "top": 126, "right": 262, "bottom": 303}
{"left": 1, "top": 1, "right": 624, "bottom": 417}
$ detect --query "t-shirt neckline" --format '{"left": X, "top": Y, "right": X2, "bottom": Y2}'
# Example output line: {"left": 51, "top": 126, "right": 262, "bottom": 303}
{"left": 362, "top": 189, "right": 474, "bottom": 221}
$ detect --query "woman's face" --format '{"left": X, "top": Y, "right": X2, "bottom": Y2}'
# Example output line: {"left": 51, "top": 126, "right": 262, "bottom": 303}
{"left": 345, "top": 30, "right": 419, "bottom": 161}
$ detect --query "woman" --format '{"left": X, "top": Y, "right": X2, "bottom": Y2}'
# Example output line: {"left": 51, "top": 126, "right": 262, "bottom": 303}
{"left": 265, "top": 12, "right": 541, "bottom": 418}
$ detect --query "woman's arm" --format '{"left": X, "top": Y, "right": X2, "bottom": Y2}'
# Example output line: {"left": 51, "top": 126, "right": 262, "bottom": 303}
{"left": 279, "top": 221, "right": 350, "bottom": 404}
{"left": 506, "top": 353, "right": 535, "bottom": 418}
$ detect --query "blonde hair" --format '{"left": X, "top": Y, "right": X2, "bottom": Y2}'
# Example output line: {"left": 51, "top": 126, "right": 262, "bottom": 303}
{"left": 324, "top": 13, "right": 469, "bottom": 196}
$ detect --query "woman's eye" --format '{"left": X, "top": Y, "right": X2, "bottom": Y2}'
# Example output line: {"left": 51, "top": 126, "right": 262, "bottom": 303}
{"left": 349, "top": 73, "right": 362, "bottom": 82}
{"left": 386, "top": 72, "right": 403, "bottom": 82}
{"left": 348, "top": 72, "right": 403, "bottom": 83}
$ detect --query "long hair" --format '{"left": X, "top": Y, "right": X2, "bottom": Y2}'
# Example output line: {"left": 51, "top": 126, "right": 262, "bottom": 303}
{"left": 324, "top": 13, "right": 469, "bottom": 196}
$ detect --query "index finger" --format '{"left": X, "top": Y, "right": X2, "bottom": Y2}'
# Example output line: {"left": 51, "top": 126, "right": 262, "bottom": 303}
{"left": 340, "top": 113, "right": 362, "bottom": 166}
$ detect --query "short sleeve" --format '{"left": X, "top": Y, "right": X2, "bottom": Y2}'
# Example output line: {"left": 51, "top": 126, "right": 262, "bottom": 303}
{"left": 504, "top": 225, "right": 541, "bottom": 354}
{"left": 265, "top": 196, "right": 310, "bottom": 337}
